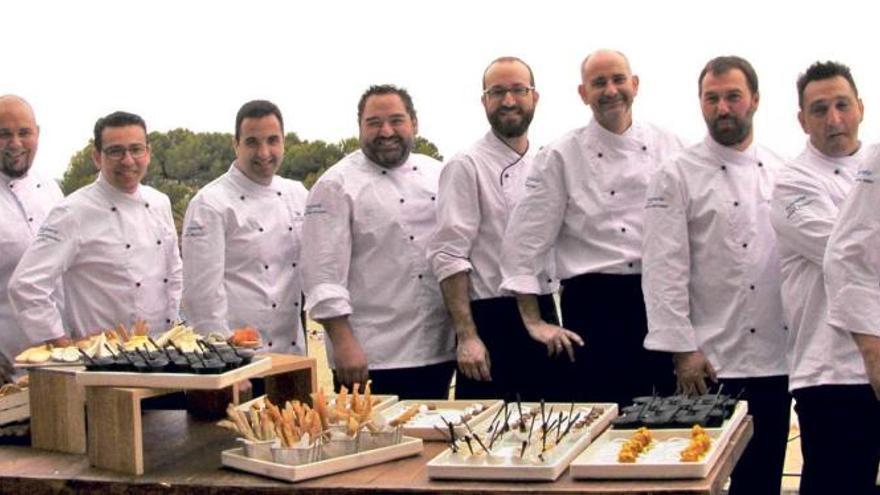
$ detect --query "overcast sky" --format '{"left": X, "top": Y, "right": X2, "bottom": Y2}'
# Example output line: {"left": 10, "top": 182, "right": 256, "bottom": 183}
{"left": 8, "top": 0, "right": 879, "bottom": 180}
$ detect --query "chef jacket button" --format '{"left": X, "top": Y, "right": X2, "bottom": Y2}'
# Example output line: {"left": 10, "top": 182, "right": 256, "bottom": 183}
{"left": 272, "top": 303, "right": 277, "bottom": 308}
{"left": 240, "top": 195, "right": 245, "bottom": 201}
{"left": 36, "top": 183, "right": 41, "bottom": 188}
{"left": 721, "top": 165, "right": 727, "bottom": 171}
{"left": 291, "top": 341, "right": 296, "bottom": 347}
{"left": 264, "top": 264, "right": 269, "bottom": 270}
{"left": 163, "top": 278, "right": 168, "bottom": 283}
{"left": 258, "top": 227, "right": 264, "bottom": 232}
{"left": 294, "top": 302, "right": 300, "bottom": 307}
{"left": 145, "top": 203, "right": 150, "bottom": 208}
{"left": 834, "top": 169, "right": 840, "bottom": 175}
{"left": 597, "top": 152, "right": 603, "bottom": 158}
{"left": 412, "top": 166, "right": 418, "bottom": 171}
{"left": 381, "top": 170, "right": 387, "bottom": 175}
{"left": 628, "top": 262, "right": 634, "bottom": 268}
{"left": 610, "top": 190, "right": 616, "bottom": 196}
{"left": 784, "top": 325, "right": 789, "bottom": 331}
{"left": 757, "top": 162, "right": 764, "bottom": 168}
{"left": 126, "top": 244, "right": 131, "bottom": 249}
{"left": 268, "top": 341, "right": 273, "bottom": 347}
{"left": 135, "top": 282, "right": 141, "bottom": 287}
{"left": 620, "top": 227, "right": 626, "bottom": 233}
{"left": 749, "top": 284, "right": 755, "bottom": 290}
{"left": 288, "top": 226, "right": 293, "bottom": 231}
{"left": 417, "top": 274, "right": 423, "bottom": 279}
{"left": 547, "top": 278, "right": 552, "bottom": 284}
{"left": 431, "top": 196, "right": 436, "bottom": 201}
{"left": 277, "top": 191, "right": 282, "bottom": 196}
{"left": 291, "top": 262, "right": 297, "bottom": 268}
{"left": 749, "top": 328, "right": 756, "bottom": 334}
{"left": 641, "top": 145, "right": 647, "bottom": 151}
{"left": 399, "top": 198, "right": 405, "bottom": 203}
{"left": 504, "top": 174, "right": 510, "bottom": 179}
{"left": 409, "top": 235, "right": 414, "bottom": 241}
{"left": 733, "top": 201, "right": 739, "bottom": 207}
{"left": 166, "top": 319, "right": 171, "bottom": 324}
{"left": 111, "top": 206, "right": 117, "bottom": 212}
{"left": 156, "top": 240, "right": 162, "bottom": 245}
{"left": 28, "top": 217, "right": 33, "bottom": 222}
{"left": 742, "top": 243, "right": 748, "bottom": 248}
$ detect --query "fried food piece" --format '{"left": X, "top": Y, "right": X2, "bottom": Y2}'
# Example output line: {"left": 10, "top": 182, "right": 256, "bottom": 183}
{"left": 229, "top": 326, "right": 261, "bottom": 348}
{"left": 390, "top": 404, "right": 420, "bottom": 427}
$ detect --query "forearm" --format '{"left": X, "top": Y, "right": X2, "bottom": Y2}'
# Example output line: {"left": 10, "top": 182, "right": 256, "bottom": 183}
{"left": 319, "top": 315, "right": 358, "bottom": 348}
{"left": 514, "top": 293, "right": 544, "bottom": 326}
{"left": 853, "top": 333, "right": 880, "bottom": 370}
{"left": 439, "top": 272, "right": 478, "bottom": 340}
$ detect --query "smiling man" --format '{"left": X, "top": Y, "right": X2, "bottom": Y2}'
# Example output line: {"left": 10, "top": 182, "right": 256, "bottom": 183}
{"left": 771, "top": 61, "right": 880, "bottom": 495}
{"left": 0, "top": 95, "right": 63, "bottom": 379}
{"left": 9, "top": 111, "right": 182, "bottom": 345}
{"left": 181, "top": 100, "right": 308, "bottom": 355}
{"left": 301, "top": 85, "right": 455, "bottom": 399}
{"left": 500, "top": 49, "right": 683, "bottom": 405}
{"left": 427, "top": 57, "right": 563, "bottom": 401}
{"left": 642, "top": 56, "right": 790, "bottom": 495}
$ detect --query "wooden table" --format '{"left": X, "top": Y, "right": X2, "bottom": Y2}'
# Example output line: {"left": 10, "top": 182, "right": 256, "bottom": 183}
{"left": 0, "top": 407, "right": 752, "bottom": 495}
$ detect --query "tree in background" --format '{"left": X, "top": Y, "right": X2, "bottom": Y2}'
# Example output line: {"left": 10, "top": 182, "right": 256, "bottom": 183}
{"left": 60, "top": 129, "right": 443, "bottom": 231}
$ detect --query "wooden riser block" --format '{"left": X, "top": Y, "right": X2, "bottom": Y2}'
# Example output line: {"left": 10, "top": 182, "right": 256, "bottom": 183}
{"left": 29, "top": 367, "right": 86, "bottom": 454}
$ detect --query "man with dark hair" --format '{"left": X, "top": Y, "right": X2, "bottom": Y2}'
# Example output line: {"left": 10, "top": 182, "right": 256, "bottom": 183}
{"left": 427, "top": 57, "right": 562, "bottom": 401}
{"left": 500, "top": 49, "right": 683, "bottom": 405}
{"left": 772, "top": 61, "right": 879, "bottom": 494}
{"left": 181, "top": 100, "right": 307, "bottom": 354}
{"left": 9, "top": 111, "right": 181, "bottom": 344}
{"left": 643, "top": 55, "right": 790, "bottom": 494}
{"left": 302, "top": 85, "right": 455, "bottom": 399}
{"left": 0, "top": 95, "right": 63, "bottom": 380}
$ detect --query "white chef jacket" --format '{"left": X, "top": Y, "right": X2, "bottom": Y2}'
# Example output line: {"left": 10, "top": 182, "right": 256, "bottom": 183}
{"left": 427, "top": 131, "right": 554, "bottom": 300}
{"left": 771, "top": 142, "right": 868, "bottom": 391}
{"left": 301, "top": 150, "right": 455, "bottom": 370}
{"left": 824, "top": 144, "right": 880, "bottom": 340}
{"left": 182, "top": 164, "right": 307, "bottom": 355}
{"left": 8, "top": 175, "right": 182, "bottom": 342}
{"left": 500, "top": 119, "right": 683, "bottom": 295}
{"left": 0, "top": 170, "right": 63, "bottom": 362}
{"left": 642, "top": 136, "right": 788, "bottom": 378}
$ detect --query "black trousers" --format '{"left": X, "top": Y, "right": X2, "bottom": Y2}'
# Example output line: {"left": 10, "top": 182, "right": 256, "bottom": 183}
{"left": 333, "top": 360, "right": 455, "bottom": 400}
{"left": 718, "top": 375, "right": 791, "bottom": 495}
{"left": 794, "top": 384, "right": 880, "bottom": 495}
{"left": 455, "top": 294, "right": 564, "bottom": 402}
{"left": 559, "top": 273, "right": 675, "bottom": 405}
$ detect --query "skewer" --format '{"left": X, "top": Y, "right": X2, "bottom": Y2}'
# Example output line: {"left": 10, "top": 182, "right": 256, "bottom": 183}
{"left": 102, "top": 343, "right": 118, "bottom": 357}
{"left": 148, "top": 336, "right": 172, "bottom": 359}
{"left": 77, "top": 347, "right": 97, "bottom": 365}
{"left": 463, "top": 420, "right": 489, "bottom": 453}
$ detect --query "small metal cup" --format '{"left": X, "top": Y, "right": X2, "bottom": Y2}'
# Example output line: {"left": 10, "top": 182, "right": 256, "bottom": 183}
{"left": 238, "top": 438, "right": 276, "bottom": 461}
{"left": 358, "top": 426, "right": 402, "bottom": 451}
{"left": 320, "top": 431, "right": 359, "bottom": 459}
{"left": 272, "top": 444, "right": 318, "bottom": 465}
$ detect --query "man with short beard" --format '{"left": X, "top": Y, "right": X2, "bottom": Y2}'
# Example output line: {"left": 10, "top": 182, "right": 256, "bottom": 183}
{"left": 181, "top": 100, "right": 308, "bottom": 355}
{"left": 642, "top": 56, "right": 790, "bottom": 495}
{"left": 0, "top": 95, "right": 63, "bottom": 380}
{"left": 427, "top": 57, "right": 566, "bottom": 401}
{"left": 500, "top": 50, "right": 683, "bottom": 405}
{"left": 301, "top": 85, "right": 455, "bottom": 399}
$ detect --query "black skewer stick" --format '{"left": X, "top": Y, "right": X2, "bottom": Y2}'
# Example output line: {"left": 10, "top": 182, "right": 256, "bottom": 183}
{"left": 463, "top": 435, "right": 474, "bottom": 455}
{"left": 561, "top": 411, "right": 581, "bottom": 439}
{"left": 134, "top": 347, "right": 151, "bottom": 362}
{"left": 463, "top": 420, "right": 489, "bottom": 453}
{"left": 115, "top": 344, "right": 136, "bottom": 364}
{"left": 77, "top": 347, "right": 97, "bottom": 365}
{"left": 515, "top": 394, "right": 524, "bottom": 427}
{"left": 432, "top": 425, "right": 454, "bottom": 450}
{"left": 486, "top": 401, "right": 506, "bottom": 434}
{"left": 148, "top": 337, "right": 172, "bottom": 359}
{"left": 102, "top": 343, "right": 118, "bottom": 358}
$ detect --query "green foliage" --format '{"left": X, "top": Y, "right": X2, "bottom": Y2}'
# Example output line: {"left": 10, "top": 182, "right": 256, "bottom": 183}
{"left": 59, "top": 129, "right": 444, "bottom": 231}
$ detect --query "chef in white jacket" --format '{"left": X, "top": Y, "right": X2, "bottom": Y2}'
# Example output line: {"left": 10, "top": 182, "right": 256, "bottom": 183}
{"left": 642, "top": 56, "right": 789, "bottom": 495}
{"left": 427, "top": 57, "right": 560, "bottom": 401}
{"left": 0, "top": 95, "right": 63, "bottom": 378}
{"left": 9, "top": 111, "right": 181, "bottom": 344}
{"left": 500, "top": 50, "right": 683, "bottom": 405}
{"left": 772, "top": 61, "right": 879, "bottom": 495}
{"left": 182, "top": 100, "right": 307, "bottom": 355}
{"left": 302, "top": 85, "right": 455, "bottom": 399}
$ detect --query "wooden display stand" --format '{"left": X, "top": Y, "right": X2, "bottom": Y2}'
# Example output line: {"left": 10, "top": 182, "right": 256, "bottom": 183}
{"left": 28, "top": 366, "right": 86, "bottom": 454}
{"left": 84, "top": 353, "right": 316, "bottom": 475}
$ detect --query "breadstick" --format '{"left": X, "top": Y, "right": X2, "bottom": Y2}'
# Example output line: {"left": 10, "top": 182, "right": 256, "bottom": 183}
{"left": 390, "top": 404, "right": 420, "bottom": 427}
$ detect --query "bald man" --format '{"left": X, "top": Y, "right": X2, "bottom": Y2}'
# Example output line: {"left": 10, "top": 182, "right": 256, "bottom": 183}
{"left": 0, "top": 95, "right": 63, "bottom": 380}
{"left": 500, "top": 50, "right": 683, "bottom": 404}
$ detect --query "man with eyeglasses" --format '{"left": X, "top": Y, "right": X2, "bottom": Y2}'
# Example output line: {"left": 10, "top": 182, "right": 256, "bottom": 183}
{"left": 302, "top": 85, "right": 455, "bottom": 399}
{"left": 772, "top": 61, "right": 880, "bottom": 494}
{"left": 428, "top": 57, "right": 570, "bottom": 401}
{"left": 9, "top": 111, "right": 182, "bottom": 346}
{"left": 500, "top": 50, "right": 683, "bottom": 405}
{"left": 0, "top": 95, "right": 63, "bottom": 380}
{"left": 181, "top": 100, "right": 308, "bottom": 355}
{"left": 642, "top": 56, "right": 789, "bottom": 495}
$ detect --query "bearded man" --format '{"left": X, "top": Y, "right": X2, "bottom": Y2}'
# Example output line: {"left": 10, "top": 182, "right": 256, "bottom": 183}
{"left": 301, "top": 85, "right": 455, "bottom": 399}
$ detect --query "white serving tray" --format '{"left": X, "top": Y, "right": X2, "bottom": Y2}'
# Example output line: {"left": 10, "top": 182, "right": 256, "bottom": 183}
{"left": 570, "top": 400, "right": 747, "bottom": 479}
{"left": 427, "top": 402, "right": 617, "bottom": 481}
{"left": 380, "top": 399, "right": 502, "bottom": 441}
{"left": 221, "top": 435, "right": 423, "bottom": 482}
{"left": 74, "top": 357, "right": 271, "bottom": 389}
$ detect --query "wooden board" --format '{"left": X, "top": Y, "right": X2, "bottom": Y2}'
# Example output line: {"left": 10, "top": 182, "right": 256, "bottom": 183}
{"left": 380, "top": 399, "right": 502, "bottom": 441}
{"left": 570, "top": 401, "right": 747, "bottom": 479}
{"left": 28, "top": 366, "right": 86, "bottom": 454}
{"left": 221, "top": 435, "right": 423, "bottom": 483}
{"left": 0, "top": 391, "right": 29, "bottom": 425}
{"left": 427, "top": 402, "right": 618, "bottom": 481}
{"left": 14, "top": 361, "right": 84, "bottom": 369}
{"left": 74, "top": 357, "right": 271, "bottom": 390}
